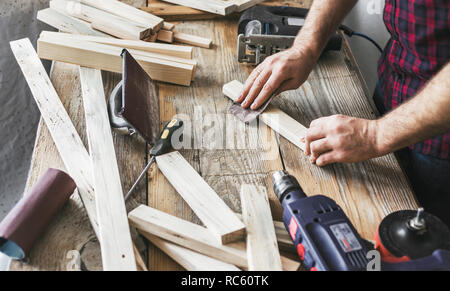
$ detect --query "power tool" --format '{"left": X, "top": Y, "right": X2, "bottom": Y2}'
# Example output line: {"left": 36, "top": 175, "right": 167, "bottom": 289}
{"left": 237, "top": 6, "right": 342, "bottom": 65}
{"left": 273, "top": 170, "right": 371, "bottom": 271}
{"left": 273, "top": 170, "right": 450, "bottom": 271}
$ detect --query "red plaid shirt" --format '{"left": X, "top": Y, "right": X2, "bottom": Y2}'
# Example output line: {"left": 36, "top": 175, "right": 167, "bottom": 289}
{"left": 377, "top": 0, "right": 450, "bottom": 159}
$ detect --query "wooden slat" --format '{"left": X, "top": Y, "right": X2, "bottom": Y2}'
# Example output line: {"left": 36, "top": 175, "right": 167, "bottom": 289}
{"left": 146, "top": 234, "right": 241, "bottom": 271}
{"left": 223, "top": 80, "right": 307, "bottom": 151}
{"left": 141, "top": 1, "right": 220, "bottom": 21}
{"left": 50, "top": 0, "right": 152, "bottom": 40}
{"left": 91, "top": 18, "right": 151, "bottom": 40}
{"left": 174, "top": 32, "right": 212, "bottom": 48}
{"left": 160, "top": 0, "right": 236, "bottom": 15}
{"left": 36, "top": 8, "right": 108, "bottom": 36}
{"left": 240, "top": 184, "right": 282, "bottom": 271}
{"left": 80, "top": 0, "right": 163, "bottom": 32}
{"left": 37, "top": 36, "right": 193, "bottom": 86}
{"left": 10, "top": 38, "right": 99, "bottom": 237}
{"left": 79, "top": 67, "right": 136, "bottom": 271}
{"left": 40, "top": 31, "right": 192, "bottom": 59}
{"left": 155, "top": 151, "right": 246, "bottom": 244}
{"left": 163, "top": 22, "right": 176, "bottom": 30}
{"left": 234, "top": 0, "right": 266, "bottom": 12}
{"left": 157, "top": 29, "right": 174, "bottom": 43}
{"left": 129, "top": 204, "right": 248, "bottom": 267}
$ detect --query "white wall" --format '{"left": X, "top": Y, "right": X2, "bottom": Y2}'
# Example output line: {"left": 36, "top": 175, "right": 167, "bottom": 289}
{"left": 344, "top": 0, "right": 390, "bottom": 93}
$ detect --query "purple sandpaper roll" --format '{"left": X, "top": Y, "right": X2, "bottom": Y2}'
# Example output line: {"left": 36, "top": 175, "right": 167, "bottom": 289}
{"left": 0, "top": 168, "right": 76, "bottom": 260}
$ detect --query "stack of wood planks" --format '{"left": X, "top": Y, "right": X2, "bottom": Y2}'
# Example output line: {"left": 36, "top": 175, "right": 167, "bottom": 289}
{"left": 147, "top": 0, "right": 266, "bottom": 16}
{"left": 35, "top": 0, "right": 215, "bottom": 85}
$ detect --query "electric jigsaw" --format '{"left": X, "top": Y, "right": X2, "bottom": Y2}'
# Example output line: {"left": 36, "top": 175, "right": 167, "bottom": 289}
{"left": 237, "top": 6, "right": 342, "bottom": 65}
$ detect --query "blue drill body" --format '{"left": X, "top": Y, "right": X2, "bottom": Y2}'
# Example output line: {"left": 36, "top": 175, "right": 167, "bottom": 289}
{"left": 273, "top": 171, "right": 371, "bottom": 271}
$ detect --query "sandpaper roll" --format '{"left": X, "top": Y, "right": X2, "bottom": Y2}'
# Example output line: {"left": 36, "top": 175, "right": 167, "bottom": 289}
{"left": 0, "top": 168, "right": 76, "bottom": 260}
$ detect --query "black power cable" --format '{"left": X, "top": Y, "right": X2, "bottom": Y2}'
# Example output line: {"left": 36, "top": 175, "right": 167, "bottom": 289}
{"left": 339, "top": 24, "right": 383, "bottom": 53}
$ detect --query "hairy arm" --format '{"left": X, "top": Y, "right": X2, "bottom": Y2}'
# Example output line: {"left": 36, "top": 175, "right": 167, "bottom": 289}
{"left": 306, "top": 63, "right": 450, "bottom": 166}
{"left": 237, "top": 0, "right": 358, "bottom": 110}
{"left": 376, "top": 63, "right": 450, "bottom": 155}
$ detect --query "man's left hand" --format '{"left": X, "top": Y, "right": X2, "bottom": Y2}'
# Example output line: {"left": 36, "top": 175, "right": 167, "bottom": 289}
{"left": 304, "top": 114, "right": 381, "bottom": 166}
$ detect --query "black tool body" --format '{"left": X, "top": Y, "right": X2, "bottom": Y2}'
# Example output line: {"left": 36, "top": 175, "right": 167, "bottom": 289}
{"left": 238, "top": 6, "right": 342, "bottom": 53}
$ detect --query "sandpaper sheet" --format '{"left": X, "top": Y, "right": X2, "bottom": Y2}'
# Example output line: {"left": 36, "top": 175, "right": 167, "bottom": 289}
{"left": 0, "top": 168, "right": 76, "bottom": 260}
{"left": 229, "top": 93, "right": 276, "bottom": 123}
{"left": 120, "top": 49, "right": 160, "bottom": 144}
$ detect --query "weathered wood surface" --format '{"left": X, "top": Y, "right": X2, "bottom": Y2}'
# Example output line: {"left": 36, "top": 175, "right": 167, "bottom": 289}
{"left": 19, "top": 0, "right": 417, "bottom": 270}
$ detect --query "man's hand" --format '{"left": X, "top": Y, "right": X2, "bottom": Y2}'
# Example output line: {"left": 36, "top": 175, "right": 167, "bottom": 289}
{"left": 304, "top": 114, "right": 381, "bottom": 166}
{"left": 236, "top": 47, "right": 316, "bottom": 110}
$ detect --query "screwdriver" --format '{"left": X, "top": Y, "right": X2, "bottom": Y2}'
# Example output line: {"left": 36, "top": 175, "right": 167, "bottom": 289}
{"left": 125, "top": 118, "right": 183, "bottom": 201}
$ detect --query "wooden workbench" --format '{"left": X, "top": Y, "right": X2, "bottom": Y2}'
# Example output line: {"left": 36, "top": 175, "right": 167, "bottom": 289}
{"left": 10, "top": 0, "right": 418, "bottom": 271}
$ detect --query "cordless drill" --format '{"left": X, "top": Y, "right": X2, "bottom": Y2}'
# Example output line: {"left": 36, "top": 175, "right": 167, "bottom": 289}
{"left": 273, "top": 170, "right": 371, "bottom": 271}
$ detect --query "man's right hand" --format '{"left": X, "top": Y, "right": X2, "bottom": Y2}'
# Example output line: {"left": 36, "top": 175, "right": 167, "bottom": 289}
{"left": 236, "top": 46, "right": 317, "bottom": 110}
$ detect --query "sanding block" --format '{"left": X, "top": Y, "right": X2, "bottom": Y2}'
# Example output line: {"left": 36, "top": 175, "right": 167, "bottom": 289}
{"left": 229, "top": 92, "right": 277, "bottom": 123}
{"left": 108, "top": 49, "right": 160, "bottom": 144}
{"left": 0, "top": 168, "right": 76, "bottom": 260}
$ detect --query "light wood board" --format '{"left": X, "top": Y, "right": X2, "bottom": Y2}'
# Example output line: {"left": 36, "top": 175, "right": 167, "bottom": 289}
{"left": 37, "top": 8, "right": 108, "bottom": 37}
{"left": 40, "top": 31, "right": 193, "bottom": 59}
{"left": 80, "top": 67, "right": 136, "bottom": 270}
{"left": 10, "top": 38, "right": 99, "bottom": 238}
{"left": 240, "top": 184, "right": 282, "bottom": 271}
{"left": 173, "top": 32, "right": 212, "bottom": 48}
{"left": 146, "top": 234, "right": 241, "bottom": 271}
{"left": 155, "top": 151, "right": 246, "bottom": 244}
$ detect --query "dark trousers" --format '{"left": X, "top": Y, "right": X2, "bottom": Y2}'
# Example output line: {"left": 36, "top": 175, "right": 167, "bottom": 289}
{"left": 374, "top": 84, "right": 450, "bottom": 226}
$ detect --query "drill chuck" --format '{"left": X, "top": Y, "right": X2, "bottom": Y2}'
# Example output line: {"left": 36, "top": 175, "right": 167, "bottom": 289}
{"left": 272, "top": 170, "right": 306, "bottom": 202}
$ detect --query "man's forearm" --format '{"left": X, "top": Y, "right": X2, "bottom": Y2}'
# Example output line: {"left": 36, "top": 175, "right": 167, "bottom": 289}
{"left": 376, "top": 63, "right": 450, "bottom": 155}
{"left": 293, "top": 0, "right": 358, "bottom": 59}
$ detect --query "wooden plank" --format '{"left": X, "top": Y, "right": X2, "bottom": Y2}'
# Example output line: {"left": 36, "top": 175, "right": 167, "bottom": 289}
{"left": 157, "top": 29, "right": 174, "bottom": 43}
{"left": 50, "top": 0, "right": 153, "bottom": 40}
{"left": 36, "top": 8, "right": 108, "bottom": 36}
{"left": 281, "top": 255, "right": 301, "bottom": 271}
{"left": 133, "top": 244, "right": 148, "bottom": 271}
{"left": 141, "top": 1, "right": 220, "bottom": 21}
{"left": 40, "top": 31, "right": 192, "bottom": 59}
{"left": 234, "top": 0, "right": 266, "bottom": 12}
{"left": 223, "top": 80, "right": 307, "bottom": 151}
{"left": 79, "top": 67, "right": 136, "bottom": 271}
{"left": 80, "top": 0, "right": 163, "bottom": 32}
{"left": 91, "top": 18, "right": 151, "bottom": 40}
{"left": 155, "top": 151, "right": 246, "bottom": 244}
{"left": 240, "top": 184, "right": 282, "bottom": 271}
{"left": 10, "top": 38, "right": 99, "bottom": 237}
{"left": 173, "top": 32, "right": 212, "bottom": 48}
{"left": 163, "top": 22, "right": 175, "bottom": 30}
{"left": 159, "top": 0, "right": 236, "bottom": 15}
{"left": 146, "top": 234, "right": 241, "bottom": 271}
{"left": 37, "top": 36, "right": 193, "bottom": 86}
{"left": 129, "top": 204, "right": 248, "bottom": 267}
